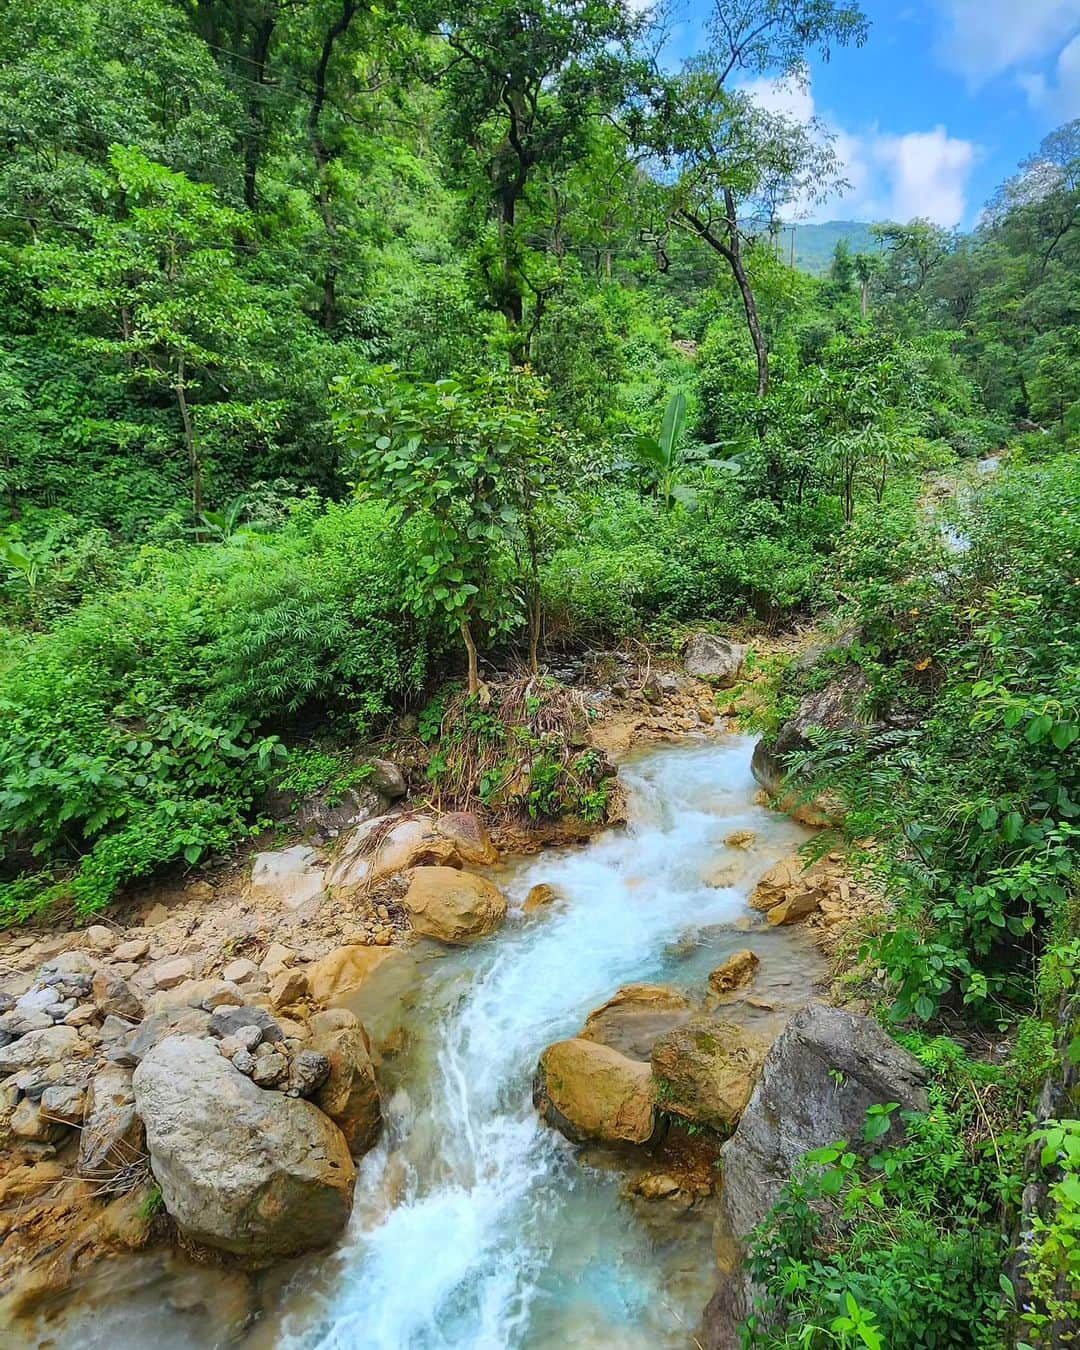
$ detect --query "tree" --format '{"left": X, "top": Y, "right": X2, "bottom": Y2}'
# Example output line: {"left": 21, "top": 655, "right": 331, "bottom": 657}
{"left": 642, "top": 0, "right": 868, "bottom": 398}
{"left": 337, "top": 367, "right": 553, "bottom": 691}
{"left": 411, "top": 0, "right": 640, "bottom": 361}
{"left": 26, "top": 147, "right": 273, "bottom": 529}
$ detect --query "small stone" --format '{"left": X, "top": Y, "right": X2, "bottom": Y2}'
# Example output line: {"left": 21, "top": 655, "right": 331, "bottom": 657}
{"left": 63, "top": 1003, "right": 99, "bottom": 1027}
{"left": 630, "top": 1173, "right": 682, "bottom": 1200}
{"left": 260, "top": 943, "right": 295, "bottom": 977}
{"left": 251, "top": 1052, "right": 288, "bottom": 1088}
{"left": 222, "top": 958, "right": 258, "bottom": 985}
{"left": 150, "top": 957, "right": 194, "bottom": 990}
{"left": 523, "top": 883, "right": 560, "bottom": 914}
{"left": 374, "top": 929, "right": 392, "bottom": 946}
{"left": 0, "top": 1008, "right": 55, "bottom": 1037}
{"left": 199, "top": 982, "right": 245, "bottom": 1011}
{"left": 143, "top": 903, "right": 170, "bottom": 927}
{"left": 231, "top": 1049, "right": 256, "bottom": 1075}
{"left": 376, "top": 905, "right": 390, "bottom": 921}
{"left": 113, "top": 939, "right": 150, "bottom": 963}
{"left": 40, "top": 1083, "right": 87, "bottom": 1125}
{"left": 11, "top": 1097, "right": 70, "bottom": 1142}
{"left": 45, "top": 951, "right": 97, "bottom": 977}
{"left": 221, "top": 1026, "right": 263, "bottom": 1056}
{"left": 92, "top": 969, "right": 144, "bottom": 1020}
{"left": 15, "top": 986, "right": 64, "bottom": 1015}
{"left": 724, "top": 829, "right": 757, "bottom": 849}
{"left": 209, "top": 1005, "right": 283, "bottom": 1044}
{"left": 84, "top": 925, "right": 116, "bottom": 951}
{"left": 708, "top": 949, "right": 761, "bottom": 996}
{"left": 766, "top": 891, "right": 822, "bottom": 925}
{"left": 288, "top": 1049, "right": 331, "bottom": 1098}
{"left": 0, "top": 1025, "right": 84, "bottom": 1073}
{"left": 270, "top": 969, "right": 309, "bottom": 1011}
{"left": 185, "top": 881, "right": 215, "bottom": 903}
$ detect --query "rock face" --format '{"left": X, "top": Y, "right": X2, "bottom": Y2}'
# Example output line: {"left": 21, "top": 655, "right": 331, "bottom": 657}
{"left": 580, "top": 984, "right": 691, "bottom": 1060}
{"left": 534, "top": 1038, "right": 656, "bottom": 1146}
{"left": 133, "top": 1036, "right": 355, "bottom": 1260}
{"left": 683, "top": 632, "right": 746, "bottom": 686}
{"left": 401, "top": 867, "right": 507, "bottom": 944}
{"left": 751, "top": 667, "right": 870, "bottom": 797}
{"left": 651, "top": 1017, "right": 766, "bottom": 1133}
{"left": 249, "top": 844, "right": 327, "bottom": 911}
{"left": 721, "top": 1004, "right": 929, "bottom": 1238}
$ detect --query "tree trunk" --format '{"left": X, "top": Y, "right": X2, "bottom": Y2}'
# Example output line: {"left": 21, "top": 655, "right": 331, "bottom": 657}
{"left": 860, "top": 279, "right": 869, "bottom": 319}
{"left": 722, "top": 189, "right": 768, "bottom": 399}
{"left": 308, "top": 0, "right": 358, "bottom": 331}
{"left": 498, "top": 187, "right": 527, "bottom": 364}
{"left": 175, "top": 356, "right": 203, "bottom": 537}
{"left": 243, "top": 13, "right": 276, "bottom": 210}
{"left": 460, "top": 618, "right": 480, "bottom": 695}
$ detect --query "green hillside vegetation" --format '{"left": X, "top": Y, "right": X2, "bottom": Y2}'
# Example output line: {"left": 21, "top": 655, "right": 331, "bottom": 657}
{"left": 0, "top": 0, "right": 1078, "bottom": 1343}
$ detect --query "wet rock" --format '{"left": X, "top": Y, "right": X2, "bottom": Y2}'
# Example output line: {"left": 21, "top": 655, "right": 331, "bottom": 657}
{"left": 78, "top": 1064, "right": 145, "bottom": 1180}
{"left": 306, "top": 945, "right": 405, "bottom": 1007}
{"left": 401, "top": 867, "right": 507, "bottom": 944}
{"left": 724, "top": 829, "right": 756, "bottom": 849}
{"left": 250, "top": 845, "right": 327, "bottom": 911}
{"left": 209, "top": 1005, "right": 283, "bottom": 1044}
{"left": 683, "top": 633, "right": 746, "bottom": 686}
{"left": 133, "top": 1035, "right": 355, "bottom": 1260}
{"left": 311, "top": 1024, "right": 381, "bottom": 1155}
{"left": 522, "top": 883, "right": 561, "bottom": 914}
{"left": 708, "top": 950, "right": 760, "bottom": 996}
{"left": 721, "top": 1004, "right": 929, "bottom": 1238}
{"left": 627, "top": 1172, "right": 682, "bottom": 1200}
{"left": 651, "top": 1017, "right": 766, "bottom": 1133}
{"left": 534, "top": 1038, "right": 656, "bottom": 1146}
{"left": 91, "top": 969, "right": 144, "bottom": 1020}
{"left": 580, "top": 984, "right": 691, "bottom": 1061}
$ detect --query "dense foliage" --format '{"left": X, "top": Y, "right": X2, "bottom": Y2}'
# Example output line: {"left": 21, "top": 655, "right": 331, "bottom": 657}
{"left": 1, "top": 0, "right": 1078, "bottom": 1339}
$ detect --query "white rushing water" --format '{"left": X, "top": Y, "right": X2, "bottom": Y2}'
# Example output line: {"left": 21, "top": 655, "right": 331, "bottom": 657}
{"left": 270, "top": 736, "right": 810, "bottom": 1350}
{"left": 30, "top": 735, "right": 816, "bottom": 1350}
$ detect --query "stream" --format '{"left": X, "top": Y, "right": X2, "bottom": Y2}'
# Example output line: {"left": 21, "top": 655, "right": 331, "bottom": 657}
{"left": 27, "top": 735, "right": 823, "bottom": 1350}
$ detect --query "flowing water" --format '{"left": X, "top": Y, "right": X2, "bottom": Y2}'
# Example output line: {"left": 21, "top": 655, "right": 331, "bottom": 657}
{"left": 26, "top": 735, "right": 823, "bottom": 1350}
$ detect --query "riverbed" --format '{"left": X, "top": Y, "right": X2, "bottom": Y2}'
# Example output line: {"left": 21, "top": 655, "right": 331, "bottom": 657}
{"left": 24, "top": 735, "right": 824, "bottom": 1349}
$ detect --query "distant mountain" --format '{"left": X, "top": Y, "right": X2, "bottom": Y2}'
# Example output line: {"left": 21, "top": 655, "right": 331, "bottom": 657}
{"left": 774, "top": 220, "right": 881, "bottom": 276}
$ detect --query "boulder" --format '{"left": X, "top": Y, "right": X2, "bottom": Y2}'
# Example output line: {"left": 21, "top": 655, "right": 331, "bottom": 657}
{"left": 327, "top": 815, "right": 484, "bottom": 894}
{"left": 651, "top": 1017, "right": 766, "bottom": 1133}
{"left": 401, "top": 867, "right": 507, "bottom": 945}
{"left": 133, "top": 1036, "right": 355, "bottom": 1260}
{"left": 78, "top": 1065, "right": 146, "bottom": 1180}
{"left": 367, "top": 758, "right": 407, "bottom": 799}
{"left": 250, "top": 845, "right": 327, "bottom": 911}
{"left": 435, "top": 812, "right": 498, "bottom": 866}
{"left": 708, "top": 950, "right": 760, "bottom": 996}
{"left": 311, "top": 1023, "right": 381, "bottom": 1155}
{"left": 721, "top": 1004, "right": 929, "bottom": 1238}
{"left": 580, "top": 984, "right": 691, "bottom": 1060}
{"left": 683, "top": 633, "right": 746, "bottom": 686}
{"left": 533, "top": 1038, "right": 656, "bottom": 1146}
{"left": 306, "top": 945, "right": 406, "bottom": 1007}
{"left": 751, "top": 667, "right": 870, "bottom": 797}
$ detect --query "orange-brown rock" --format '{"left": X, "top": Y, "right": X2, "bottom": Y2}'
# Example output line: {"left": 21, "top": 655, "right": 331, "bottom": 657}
{"left": 707, "top": 949, "right": 760, "bottom": 995}
{"left": 651, "top": 1017, "right": 766, "bottom": 1132}
{"left": 401, "top": 867, "right": 507, "bottom": 944}
{"left": 534, "top": 1038, "right": 655, "bottom": 1145}
{"left": 581, "top": 984, "right": 691, "bottom": 1060}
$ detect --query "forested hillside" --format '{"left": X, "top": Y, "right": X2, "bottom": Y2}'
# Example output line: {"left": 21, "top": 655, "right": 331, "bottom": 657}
{"left": 1, "top": 1, "right": 1078, "bottom": 1345}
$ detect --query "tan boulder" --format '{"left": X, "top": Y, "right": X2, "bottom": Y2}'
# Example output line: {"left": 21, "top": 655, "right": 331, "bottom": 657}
{"left": 708, "top": 950, "right": 760, "bottom": 995}
{"left": 306, "top": 946, "right": 407, "bottom": 1007}
{"left": 522, "top": 883, "right": 561, "bottom": 914}
{"left": 327, "top": 817, "right": 458, "bottom": 893}
{"left": 401, "top": 867, "right": 507, "bottom": 944}
{"left": 651, "top": 1016, "right": 766, "bottom": 1133}
{"left": 534, "top": 1038, "right": 655, "bottom": 1145}
{"left": 748, "top": 857, "right": 809, "bottom": 910}
{"left": 311, "top": 1023, "right": 381, "bottom": 1155}
{"left": 581, "top": 984, "right": 691, "bottom": 1060}
{"left": 436, "top": 812, "right": 498, "bottom": 865}
{"left": 767, "top": 891, "right": 823, "bottom": 925}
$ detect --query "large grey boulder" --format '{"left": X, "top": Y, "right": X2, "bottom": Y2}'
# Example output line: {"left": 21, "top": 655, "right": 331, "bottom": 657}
{"left": 720, "top": 1004, "right": 928, "bottom": 1238}
{"left": 133, "top": 1035, "right": 355, "bottom": 1260}
{"left": 683, "top": 632, "right": 746, "bottom": 686}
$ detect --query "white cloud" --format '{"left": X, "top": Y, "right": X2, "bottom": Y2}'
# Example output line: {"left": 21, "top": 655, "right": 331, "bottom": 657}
{"left": 738, "top": 76, "right": 977, "bottom": 227}
{"left": 1019, "top": 33, "right": 1080, "bottom": 120}
{"left": 934, "top": 0, "right": 1080, "bottom": 82}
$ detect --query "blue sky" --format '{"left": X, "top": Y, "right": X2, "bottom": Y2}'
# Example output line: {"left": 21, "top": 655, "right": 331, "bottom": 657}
{"left": 655, "top": 0, "right": 1080, "bottom": 228}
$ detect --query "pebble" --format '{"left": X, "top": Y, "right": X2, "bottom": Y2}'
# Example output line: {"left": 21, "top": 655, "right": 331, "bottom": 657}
{"left": 221, "top": 958, "right": 258, "bottom": 985}
{"left": 112, "top": 939, "right": 150, "bottom": 963}
{"left": 251, "top": 1051, "right": 288, "bottom": 1088}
